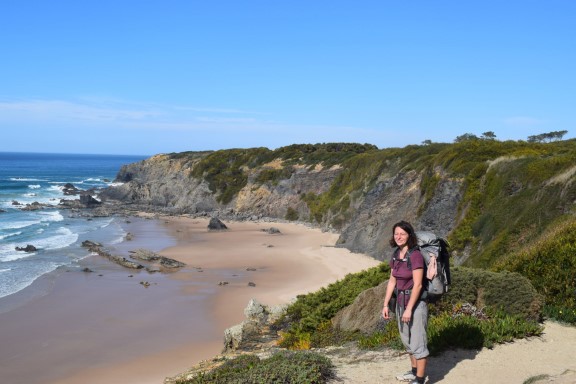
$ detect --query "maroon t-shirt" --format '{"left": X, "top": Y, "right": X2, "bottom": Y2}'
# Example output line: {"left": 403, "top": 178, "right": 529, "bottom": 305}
{"left": 390, "top": 248, "right": 424, "bottom": 307}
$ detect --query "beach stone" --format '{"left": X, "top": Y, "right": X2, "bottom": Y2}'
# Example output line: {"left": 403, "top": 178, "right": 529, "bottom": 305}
{"left": 261, "top": 227, "right": 281, "bottom": 234}
{"left": 207, "top": 217, "right": 228, "bottom": 230}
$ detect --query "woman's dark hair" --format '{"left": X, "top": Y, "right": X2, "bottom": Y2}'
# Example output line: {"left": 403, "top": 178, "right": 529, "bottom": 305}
{"left": 389, "top": 220, "right": 418, "bottom": 249}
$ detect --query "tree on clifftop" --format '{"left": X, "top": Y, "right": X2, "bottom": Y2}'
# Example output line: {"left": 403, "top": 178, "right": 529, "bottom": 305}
{"left": 527, "top": 130, "right": 568, "bottom": 143}
{"left": 481, "top": 131, "right": 497, "bottom": 140}
{"left": 454, "top": 133, "right": 479, "bottom": 142}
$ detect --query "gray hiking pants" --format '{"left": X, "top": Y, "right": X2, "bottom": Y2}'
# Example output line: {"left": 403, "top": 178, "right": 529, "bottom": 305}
{"left": 397, "top": 300, "right": 429, "bottom": 359}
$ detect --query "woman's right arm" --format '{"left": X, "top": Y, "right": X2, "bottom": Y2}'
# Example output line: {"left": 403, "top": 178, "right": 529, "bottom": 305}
{"left": 382, "top": 273, "right": 396, "bottom": 319}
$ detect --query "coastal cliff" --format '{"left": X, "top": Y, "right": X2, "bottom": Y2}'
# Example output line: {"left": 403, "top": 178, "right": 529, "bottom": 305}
{"left": 100, "top": 140, "right": 576, "bottom": 270}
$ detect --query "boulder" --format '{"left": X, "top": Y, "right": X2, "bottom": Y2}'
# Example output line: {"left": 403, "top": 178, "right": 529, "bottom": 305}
{"left": 15, "top": 244, "right": 38, "bottom": 252}
{"left": 332, "top": 281, "right": 391, "bottom": 334}
{"left": 208, "top": 217, "right": 228, "bottom": 230}
{"left": 79, "top": 194, "right": 101, "bottom": 207}
{"left": 62, "top": 183, "right": 81, "bottom": 195}
{"left": 21, "top": 202, "right": 48, "bottom": 211}
{"left": 223, "top": 299, "right": 286, "bottom": 353}
{"left": 244, "top": 299, "right": 268, "bottom": 325}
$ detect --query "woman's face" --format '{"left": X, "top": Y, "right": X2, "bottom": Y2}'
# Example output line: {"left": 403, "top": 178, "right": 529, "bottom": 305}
{"left": 394, "top": 227, "right": 409, "bottom": 248}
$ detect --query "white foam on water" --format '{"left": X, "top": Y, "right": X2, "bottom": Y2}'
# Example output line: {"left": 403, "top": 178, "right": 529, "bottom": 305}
{"left": 27, "top": 184, "right": 41, "bottom": 189}
{"left": 38, "top": 211, "right": 64, "bottom": 223}
{"left": 33, "top": 227, "right": 78, "bottom": 250}
{"left": 0, "top": 261, "right": 60, "bottom": 299}
{"left": 1, "top": 219, "right": 39, "bottom": 230}
{"left": 0, "top": 246, "right": 36, "bottom": 262}
{"left": 9, "top": 178, "right": 47, "bottom": 182}
{"left": 0, "top": 231, "right": 22, "bottom": 240}
{"left": 48, "top": 185, "right": 64, "bottom": 192}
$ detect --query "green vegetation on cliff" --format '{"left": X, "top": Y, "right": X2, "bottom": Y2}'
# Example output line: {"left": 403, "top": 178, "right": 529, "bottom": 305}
{"left": 493, "top": 217, "right": 576, "bottom": 323}
{"left": 188, "top": 143, "right": 378, "bottom": 204}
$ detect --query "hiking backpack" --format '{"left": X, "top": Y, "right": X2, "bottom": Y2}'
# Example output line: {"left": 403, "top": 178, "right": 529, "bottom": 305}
{"left": 414, "top": 231, "right": 451, "bottom": 302}
{"left": 395, "top": 231, "right": 451, "bottom": 303}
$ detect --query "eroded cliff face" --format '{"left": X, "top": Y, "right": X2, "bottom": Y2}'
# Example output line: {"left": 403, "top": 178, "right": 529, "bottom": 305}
{"left": 233, "top": 163, "right": 343, "bottom": 219}
{"left": 100, "top": 154, "right": 344, "bottom": 219}
{"left": 336, "top": 168, "right": 462, "bottom": 261}
{"left": 100, "top": 153, "right": 463, "bottom": 261}
{"left": 100, "top": 154, "right": 218, "bottom": 213}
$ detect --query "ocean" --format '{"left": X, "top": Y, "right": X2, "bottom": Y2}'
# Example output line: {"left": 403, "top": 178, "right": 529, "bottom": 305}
{"left": 0, "top": 152, "right": 148, "bottom": 299}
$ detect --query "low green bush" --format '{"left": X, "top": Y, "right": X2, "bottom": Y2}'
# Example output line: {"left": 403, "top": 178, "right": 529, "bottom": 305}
{"left": 285, "top": 207, "right": 299, "bottom": 221}
{"left": 493, "top": 217, "right": 576, "bottom": 324}
{"left": 440, "top": 267, "right": 544, "bottom": 321}
{"left": 177, "top": 351, "right": 334, "bottom": 384}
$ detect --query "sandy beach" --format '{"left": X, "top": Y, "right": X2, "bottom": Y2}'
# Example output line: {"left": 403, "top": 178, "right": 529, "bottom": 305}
{"left": 0, "top": 216, "right": 380, "bottom": 384}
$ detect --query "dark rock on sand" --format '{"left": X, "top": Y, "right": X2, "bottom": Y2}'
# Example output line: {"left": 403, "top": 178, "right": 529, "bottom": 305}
{"left": 129, "top": 248, "right": 186, "bottom": 268}
{"left": 208, "top": 217, "right": 228, "bottom": 230}
{"left": 81, "top": 240, "right": 144, "bottom": 270}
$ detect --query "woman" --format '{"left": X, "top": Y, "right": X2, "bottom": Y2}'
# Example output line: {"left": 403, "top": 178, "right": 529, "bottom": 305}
{"left": 382, "top": 220, "right": 428, "bottom": 384}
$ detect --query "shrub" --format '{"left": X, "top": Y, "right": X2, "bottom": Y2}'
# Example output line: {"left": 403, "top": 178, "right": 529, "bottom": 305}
{"left": 177, "top": 351, "right": 334, "bottom": 384}
{"left": 493, "top": 217, "right": 576, "bottom": 324}
{"left": 285, "top": 207, "right": 299, "bottom": 221}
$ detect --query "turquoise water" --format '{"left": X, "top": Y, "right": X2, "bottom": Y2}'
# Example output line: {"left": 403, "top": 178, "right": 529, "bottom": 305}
{"left": 0, "top": 152, "right": 147, "bottom": 298}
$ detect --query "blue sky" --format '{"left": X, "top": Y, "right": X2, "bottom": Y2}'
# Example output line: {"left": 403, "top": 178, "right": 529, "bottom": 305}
{"left": 1, "top": 1, "right": 574, "bottom": 156}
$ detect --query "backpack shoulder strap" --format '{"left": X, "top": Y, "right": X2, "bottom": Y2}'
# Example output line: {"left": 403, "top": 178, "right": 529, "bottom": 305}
{"left": 391, "top": 247, "right": 399, "bottom": 262}
{"left": 405, "top": 246, "right": 419, "bottom": 270}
